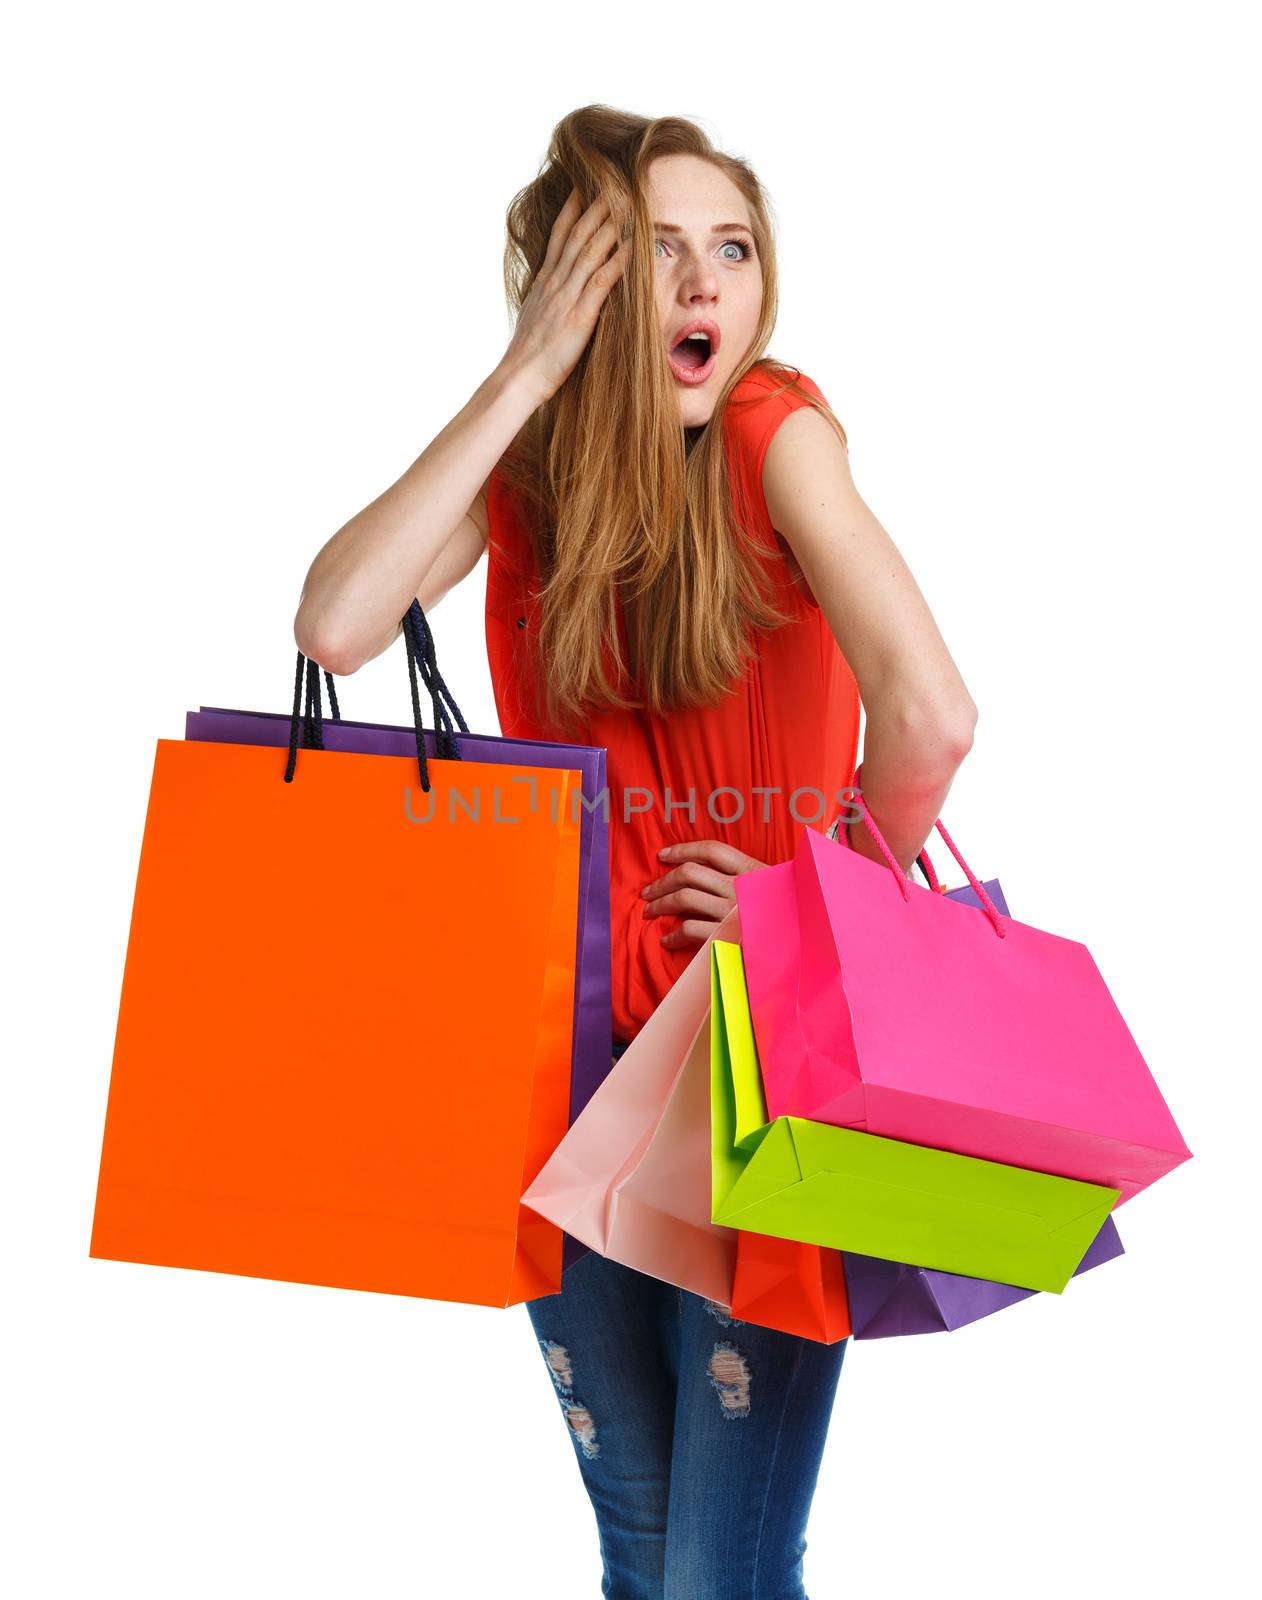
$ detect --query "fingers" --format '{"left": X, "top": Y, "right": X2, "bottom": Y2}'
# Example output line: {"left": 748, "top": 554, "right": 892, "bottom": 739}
{"left": 555, "top": 192, "right": 615, "bottom": 280}
{"left": 540, "top": 185, "right": 584, "bottom": 275}
{"left": 575, "top": 232, "right": 627, "bottom": 315}
{"left": 642, "top": 884, "right": 733, "bottom": 923}
{"left": 539, "top": 185, "right": 604, "bottom": 281}
{"left": 579, "top": 216, "right": 621, "bottom": 264}
{"left": 660, "top": 918, "right": 722, "bottom": 951}
{"left": 643, "top": 858, "right": 732, "bottom": 904}
{"left": 655, "top": 839, "right": 766, "bottom": 876}
{"left": 640, "top": 839, "right": 769, "bottom": 948}
{"left": 572, "top": 218, "right": 622, "bottom": 295}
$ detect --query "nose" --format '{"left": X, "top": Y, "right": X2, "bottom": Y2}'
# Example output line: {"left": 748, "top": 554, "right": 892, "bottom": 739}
{"left": 679, "top": 254, "right": 719, "bottom": 306}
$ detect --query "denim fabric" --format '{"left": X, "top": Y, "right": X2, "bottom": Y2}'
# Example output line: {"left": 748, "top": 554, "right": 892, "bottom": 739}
{"left": 525, "top": 1042, "right": 849, "bottom": 1598}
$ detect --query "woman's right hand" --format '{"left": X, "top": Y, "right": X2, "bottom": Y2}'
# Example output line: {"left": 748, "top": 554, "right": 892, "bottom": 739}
{"left": 500, "top": 186, "right": 627, "bottom": 406}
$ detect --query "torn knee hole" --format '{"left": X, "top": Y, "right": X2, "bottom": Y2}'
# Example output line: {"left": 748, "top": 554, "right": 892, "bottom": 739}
{"left": 541, "top": 1339, "right": 573, "bottom": 1392}
{"left": 708, "top": 1342, "right": 752, "bottom": 1418}
{"left": 565, "top": 1404, "right": 600, "bottom": 1459}
{"left": 540, "top": 1341, "right": 600, "bottom": 1458}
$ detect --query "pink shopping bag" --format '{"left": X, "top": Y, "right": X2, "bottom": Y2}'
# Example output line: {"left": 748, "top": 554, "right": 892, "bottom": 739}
{"left": 735, "top": 809, "right": 1191, "bottom": 1205}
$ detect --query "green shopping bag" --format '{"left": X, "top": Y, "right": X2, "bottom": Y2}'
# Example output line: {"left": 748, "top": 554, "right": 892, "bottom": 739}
{"left": 709, "top": 940, "right": 1119, "bottom": 1295}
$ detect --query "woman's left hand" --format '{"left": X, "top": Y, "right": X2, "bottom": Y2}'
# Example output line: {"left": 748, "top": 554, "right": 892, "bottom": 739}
{"left": 641, "top": 839, "right": 769, "bottom": 950}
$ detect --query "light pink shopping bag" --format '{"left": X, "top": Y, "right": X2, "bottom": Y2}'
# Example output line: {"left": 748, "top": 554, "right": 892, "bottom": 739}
{"left": 520, "top": 908, "right": 740, "bottom": 1306}
{"left": 735, "top": 813, "right": 1191, "bottom": 1205}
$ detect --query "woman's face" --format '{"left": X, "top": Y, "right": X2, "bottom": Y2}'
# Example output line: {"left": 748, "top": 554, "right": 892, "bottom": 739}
{"left": 645, "top": 154, "right": 764, "bottom": 428}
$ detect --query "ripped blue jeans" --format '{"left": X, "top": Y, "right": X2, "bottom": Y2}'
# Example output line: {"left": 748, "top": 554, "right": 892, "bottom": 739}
{"left": 524, "top": 1045, "right": 850, "bottom": 1599}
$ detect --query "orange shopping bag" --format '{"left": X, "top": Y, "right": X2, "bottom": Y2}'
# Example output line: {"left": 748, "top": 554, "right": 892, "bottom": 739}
{"left": 730, "top": 1233, "right": 850, "bottom": 1343}
{"left": 90, "top": 606, "right": 583, "bottom": 1308}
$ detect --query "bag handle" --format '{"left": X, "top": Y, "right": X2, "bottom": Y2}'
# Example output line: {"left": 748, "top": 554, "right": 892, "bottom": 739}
{"left": 913, "top": 849, "right": 941, "bottom": 892}
{"left": 282, "top": 599, "right": 468, "bottom": 790}
{"left": 847, "top": 786, "right": 1007, "bottom": 939}
{"left": 403, "top": 599, "right": 469, "bottom": 753}
{"left": 831, "top": 793, "right": 940, "bottom": 891}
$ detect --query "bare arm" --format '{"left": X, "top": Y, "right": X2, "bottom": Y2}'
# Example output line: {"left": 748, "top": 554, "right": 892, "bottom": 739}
{"left": 293, "top": 186, "right": 628, "bottom": 677}
{"left": 292, "top": 364, "right": 546, "bottom": 676}
{"left": 762, "top": 408, "right": 979, "bottom": 875}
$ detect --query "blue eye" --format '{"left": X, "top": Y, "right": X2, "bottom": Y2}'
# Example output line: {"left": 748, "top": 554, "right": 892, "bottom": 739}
{"left": 654, "top": 237, "right": 755, "bottom": 261}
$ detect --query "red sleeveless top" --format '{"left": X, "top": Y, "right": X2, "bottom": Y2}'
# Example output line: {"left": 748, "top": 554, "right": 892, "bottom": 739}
{"left": 485, "top": 365, "right": 862, "bottom": 1043}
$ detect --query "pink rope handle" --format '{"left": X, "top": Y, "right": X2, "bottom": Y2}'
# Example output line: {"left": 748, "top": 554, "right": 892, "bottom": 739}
{"left": 850, "top": 790, "right": 1007, "bottom": 939}
{"left": 836, "top": 789, "right": 922, "bottom": 893}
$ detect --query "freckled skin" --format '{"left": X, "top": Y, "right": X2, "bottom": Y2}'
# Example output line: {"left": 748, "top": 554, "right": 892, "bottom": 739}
{"left": 648, "top": 153, "right": 764, "bottom": 431}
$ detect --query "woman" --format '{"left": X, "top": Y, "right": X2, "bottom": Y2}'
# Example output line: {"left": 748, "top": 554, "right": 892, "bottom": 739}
{"left": 294, "top": 106, "right": 977, "bottom": 1600}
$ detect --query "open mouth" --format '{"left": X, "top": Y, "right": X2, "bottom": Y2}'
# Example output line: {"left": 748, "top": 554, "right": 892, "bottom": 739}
{"left": 668, "top": 321, "right": 719, "bottom": 385}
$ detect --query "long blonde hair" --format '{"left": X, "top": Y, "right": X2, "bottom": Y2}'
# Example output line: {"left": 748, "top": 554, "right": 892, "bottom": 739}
{"left": 495, "top": 104, "right": 848, "bottom": 739}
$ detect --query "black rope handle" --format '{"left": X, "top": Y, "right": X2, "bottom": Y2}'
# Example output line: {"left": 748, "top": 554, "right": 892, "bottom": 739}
{"left": 283, "top": 597, "right": 467, "bottom": 788}
{"left": 284, "top": 653, "right": 333, "bottom": 778}
{"left": 400, "top": 608, "right": 443, "bottom": 784}
{"left": 403, "top": 610, "right": 454, "bottom": 764}
{"left": 408, "top": 600, "right": 469, "bottom": 745}
{"left": 303, "top": 657, "right": 340, "bottom": 746}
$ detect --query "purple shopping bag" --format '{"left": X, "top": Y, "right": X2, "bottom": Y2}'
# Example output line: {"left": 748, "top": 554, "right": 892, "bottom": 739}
{"left": 185, "top": 610, "right": 612, "bottom": 1273}
{"left": 843, "top": 1212, "right": 1125, "bottom": 1338}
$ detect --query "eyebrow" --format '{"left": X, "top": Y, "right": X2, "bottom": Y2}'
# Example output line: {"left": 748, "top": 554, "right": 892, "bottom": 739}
{"left": 653, "top": 221, "right": 755, "bottom": 234}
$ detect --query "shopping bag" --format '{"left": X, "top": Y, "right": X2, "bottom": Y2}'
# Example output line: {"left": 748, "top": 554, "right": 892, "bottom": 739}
{"left": 831, "top": 870, "right": 1126, "bottom": 1332}
{"left": 835, "top": 869, "right": 1128, "bottom": 1335}
{"left": 710, "top": 939, "right": 1119, "bottom": 1294}
{"left": 183, "top": 615, "right": 611, "bottom": 1276}
{"left": 711, "top": 938, "right": 850, "bottom": 1341}
{"left": 737, "top": 808, "right": 1192, "bottom": 1203}
{"left": 90, "top": 604, "right": 583, "bottom": 1307}
{"left": 520, "top": 907, "right": 740, "bottom": 1308}
{"left": 730, "top": 1233, "right": 850, "bottom": 1343}
{"left": 843, "top": 1212, "right": 1125, "bottom": 1338}
{"left": 183, "top": 708, "right": 609, "bottom": 1105}
{"left": 521, "top": 905, "right": 858, "bottom": 1337}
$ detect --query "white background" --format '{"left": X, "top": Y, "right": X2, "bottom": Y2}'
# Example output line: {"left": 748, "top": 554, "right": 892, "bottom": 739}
{"left": 5, "top": 2, "right": 1258, "bottom": 1595}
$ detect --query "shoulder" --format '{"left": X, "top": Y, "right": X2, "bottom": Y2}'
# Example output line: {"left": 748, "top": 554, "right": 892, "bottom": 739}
{"left": 724, "top": 365, "right": 855, "bottom": 616}
{"left": 723, "top": 361, "right": 845, "bottom": 523}
{"left": 722, "top": 363, "right": 837, "bottom": 484}
{"left": 725, "top": 361, "right": 832, "bottom": 430}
